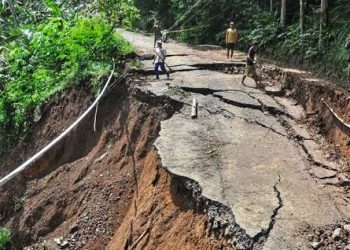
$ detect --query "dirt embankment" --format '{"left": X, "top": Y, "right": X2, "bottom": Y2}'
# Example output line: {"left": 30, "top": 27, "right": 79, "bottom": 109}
{"left": 0, "top": 80, "right": 229, "bottom": 249}
{"left": 262, "top": 66, "right": 350, "bottom": 166}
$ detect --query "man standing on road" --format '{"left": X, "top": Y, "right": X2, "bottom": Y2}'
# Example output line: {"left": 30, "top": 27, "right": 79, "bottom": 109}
{"left": 154, "top": 20, "right": 162, "bottom": 48}
{"left": 242, "top": 42, "right": 260, "bottom": 87}
{"left": 226, "top": 22, "right": 238, "bottom": 60}
{"left": 153, "top": 40, "right": 170, "bottom": 80}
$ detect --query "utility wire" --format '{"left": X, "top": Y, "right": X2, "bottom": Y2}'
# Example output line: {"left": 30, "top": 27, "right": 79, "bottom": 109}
{"left": 178, "top": 0, "right": 216, "bottom": 29}
{"left": 0, "top": 63, "right": 116, "bottom": 188}
{"left": 168, "top": 0, "right": 211, "bottom": 32}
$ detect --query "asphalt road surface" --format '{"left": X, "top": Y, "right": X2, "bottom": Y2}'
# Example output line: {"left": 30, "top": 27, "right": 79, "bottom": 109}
{"left": 121, "top": 30, "right": 350, "bottom": 249}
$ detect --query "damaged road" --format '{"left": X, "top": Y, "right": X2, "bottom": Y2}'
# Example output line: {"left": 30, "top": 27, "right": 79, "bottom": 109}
{"left": 122, "top": 30, "right": 350, "bottom": 249}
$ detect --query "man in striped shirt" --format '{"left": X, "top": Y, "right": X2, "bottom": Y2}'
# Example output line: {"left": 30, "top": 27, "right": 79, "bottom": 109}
{"left": 242, "top": 42, "right": 260, "bottom": 87}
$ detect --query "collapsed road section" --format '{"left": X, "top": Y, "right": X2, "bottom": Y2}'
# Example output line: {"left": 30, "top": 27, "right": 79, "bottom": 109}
{"left": 122, "top": 30, "right": 350, "bottom": 249}
{"left": 1, "top": 30, "right": 350, "bottom": 250}
{"left": 0, "top": 78, "right": 232, "bottom": 250}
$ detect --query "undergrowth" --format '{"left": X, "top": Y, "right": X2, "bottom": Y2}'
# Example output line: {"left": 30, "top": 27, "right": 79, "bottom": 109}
{"left": 246, "top": 11, "right": 349, "bottom": 83}
{"left": 0, "top": 228, "right": 10, "bottom": 249}
{"left": 0, "top": 17, "right": 133, "bottom": 153}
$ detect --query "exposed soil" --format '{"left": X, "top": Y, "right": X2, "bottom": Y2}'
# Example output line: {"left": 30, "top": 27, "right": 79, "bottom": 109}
{"left": 2, "top": 46, "right": 350, "bottom": 250}
{"left": 107, "top": 151, "right": 229, "bottom": 250}
{"left": 0, "top": 80, "right": 229, "bottom": 249}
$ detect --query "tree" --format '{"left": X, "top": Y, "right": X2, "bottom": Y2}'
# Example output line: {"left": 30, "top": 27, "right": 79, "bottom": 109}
{"left": 300, "top": 0, "right": 304, "bottom": 35}
{"left": 318, "top": 0, "right": 329, "bottom": 49}
{"left": 299, "top": 0, "right": 305, "bottom": 62}
{"left": 1, "top": 0, "right": 19, "bottom": 26}
{"left": 96, "top": 0, "right": 140, "bottom": 27}
{"left": 280, "top": 0, "right": 287, "bottom": 27}
{"left": 270, "top": 0, "right": 273, "bottom": 13}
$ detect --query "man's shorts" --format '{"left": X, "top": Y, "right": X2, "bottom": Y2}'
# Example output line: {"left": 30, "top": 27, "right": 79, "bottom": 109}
{"left": 246, "top": 64, "right": 256, "bottom": 78}
{"left": 227, "top": 43, "right": 235, "bottom": 50}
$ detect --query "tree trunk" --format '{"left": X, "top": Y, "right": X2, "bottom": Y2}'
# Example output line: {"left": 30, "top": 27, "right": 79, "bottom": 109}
{"left": 318, "top": 0, "right": 328, "bottom": 49}
{"left": 300, "top": 0, "right": 305, "bottom": 62}
{"left": 5, "top": 0, "right": 19, "bottom": 26}
{"left": 270, "top": 0, "right": 273, "bottom": 13}
{"left": 280, "top": 0, "right": 287, "bottom": 27}
{"left": 300, "top": 0, "right": 304, "bottom": 35}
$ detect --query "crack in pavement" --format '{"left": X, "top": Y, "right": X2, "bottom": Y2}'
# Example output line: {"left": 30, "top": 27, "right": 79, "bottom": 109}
{"left": 206, "top": 136, "right": 228, "bottom": 202}
{"left": 209, "top": 96, "right": 288, "bottom": 138}
{"left": 168, "top": 93, "right": 287, "bottom": 138}
{"left": 213, "top": 93, "right": 262, "bottom": 111}
{"left": 189, "top": 101, "right": 286, "bottom": 138}
{"left": 252, "top": 174, "right": 283, "bottom": 248}
{"left": 130, "top": 68, "right": 203, "bottom": 75}
{"left": 245, "top": 92, "right": 294, "bottom": 119}
{"left": 253, "top": 120, "right": 286, "bottom": 138}
{"left": 179, "top": 86, "right": 257, "bottom": 97}
{"left": 299, "top": 143, "right": 338, "bottom": 172}
{"left": 217, "top": 105, "right": 286, "bottom": 138}
{"left": 178, "top": 86, "right": 293, "bottom": 119}
{"left": 137, "top": 53, "right": 197, "bottom": 60}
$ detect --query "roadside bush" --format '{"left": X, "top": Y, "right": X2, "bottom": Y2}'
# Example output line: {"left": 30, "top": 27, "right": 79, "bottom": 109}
{"left": 0, "top": 228, "right": 10, "bottom": 249}
{"left": 0, "top": 17, "right": 133, "bottom": 153}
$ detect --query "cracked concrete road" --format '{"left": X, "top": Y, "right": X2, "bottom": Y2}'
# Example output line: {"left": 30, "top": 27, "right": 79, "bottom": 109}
{"left": 121, "top": 30, "right": 350, "bottom": 249}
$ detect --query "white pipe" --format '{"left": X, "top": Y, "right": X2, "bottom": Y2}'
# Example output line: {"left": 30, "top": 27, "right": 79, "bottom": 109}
{"left": 94, "top": 102, "right": 99, "bottom": 132}
{"left": 0, "top": 66, "right": 115, "bottom": 188}
{"left": 322, "top": 98, "right": 350, "bottom": 130}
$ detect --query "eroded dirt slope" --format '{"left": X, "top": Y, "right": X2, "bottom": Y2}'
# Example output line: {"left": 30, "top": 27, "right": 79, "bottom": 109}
{"left": 0, "top": 81, "right": 229, "bottom": 249}
{"left": 2, "top": 30, "right": 350, "bottom": 250}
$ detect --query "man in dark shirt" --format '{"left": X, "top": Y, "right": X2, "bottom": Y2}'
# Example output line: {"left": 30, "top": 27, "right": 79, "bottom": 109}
{"left": 242, "top": 42, "right": 259, "bottom": 86}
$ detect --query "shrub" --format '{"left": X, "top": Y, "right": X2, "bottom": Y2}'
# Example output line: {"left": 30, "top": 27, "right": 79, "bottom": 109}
{"left": 0, "top": 228, "right": 10, "bottom": 249}
{"left": 0, "top": 16, "right": 133, "bottom": 152}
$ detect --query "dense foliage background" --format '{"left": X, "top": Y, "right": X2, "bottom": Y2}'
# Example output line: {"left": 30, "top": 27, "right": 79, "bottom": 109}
{"left": 0, "top": 0, "right": 139, "bottom": 154}
{"left": 1, "top": 0, "right": 349, "bottom": 169}
{"left": 134, "top": 0, "right": 350, "bottom": 80}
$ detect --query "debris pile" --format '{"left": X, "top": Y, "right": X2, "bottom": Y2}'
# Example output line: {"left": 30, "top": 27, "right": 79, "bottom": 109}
{"left": 309, "top": 224, "right": 350, "bottom": 249}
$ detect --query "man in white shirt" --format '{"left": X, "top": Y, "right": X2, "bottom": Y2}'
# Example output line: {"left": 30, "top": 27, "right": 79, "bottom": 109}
{"left": 153, "top": 40, "right": 170, "bottom": 80}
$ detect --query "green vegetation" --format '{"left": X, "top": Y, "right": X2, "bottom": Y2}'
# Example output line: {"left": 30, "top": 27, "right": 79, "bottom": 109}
{"left": 0, "top": 228, "right": 10, "bottom": 249}
{"left": 1, "top": 0, "right": 349, "bottom": 155}
{"left": 0, "top": 0, "right": 139, "bottom": 153}
{"left": 134, "top": 0, "right": 349, "bottom": 80}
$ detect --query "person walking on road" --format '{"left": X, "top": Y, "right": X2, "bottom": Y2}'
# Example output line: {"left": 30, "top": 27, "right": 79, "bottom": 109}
{"left": 242, "top": 42, "right": 260, "bottom": 87}
{"left": 226, "top": 22, "right": 238, "bottom": 60}
{"left": 153, "top": 40, "right": 170, "bottom": 80}
{"left": 154, "top": 20, "right": 162, "bottom": 48}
